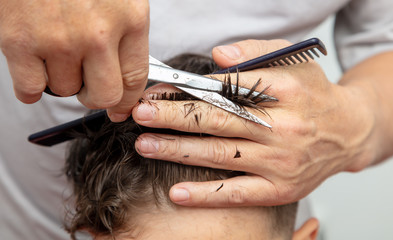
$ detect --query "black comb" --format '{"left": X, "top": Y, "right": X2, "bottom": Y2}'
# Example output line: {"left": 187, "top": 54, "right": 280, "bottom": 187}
{"left": 28, "top": 110, "right": 213, "bottom": 146}
{"left": 28, "top": 110, "right": 107, "bottom": 146}
{"left": 214, "top": 38, "right": 327, "bottom": 74}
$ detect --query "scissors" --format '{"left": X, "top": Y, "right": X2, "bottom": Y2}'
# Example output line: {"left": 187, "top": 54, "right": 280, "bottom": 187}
{"left": 44, "top": 56, "right": 275, "bottom": 127}
{"left": 147, "top": 55, "right": 274, "bottom": 127}
{"left": 33, "top": 38, "right": 326, "bottom": 146}
{"left": 143, "top": 37, "right": 326, "bottom": 126}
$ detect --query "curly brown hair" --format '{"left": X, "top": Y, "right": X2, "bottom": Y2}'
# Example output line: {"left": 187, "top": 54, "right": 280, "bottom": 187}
{"left": 64, "top": 54, "right": 297, "bottom": 239}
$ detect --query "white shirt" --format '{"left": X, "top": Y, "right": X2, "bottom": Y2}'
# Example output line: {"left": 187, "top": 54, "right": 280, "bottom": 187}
{"left": 1, "top": 0, "right": 393, "bottom": 239}
{"left": 149, "top": 0, "right": 393, "bottom": 71}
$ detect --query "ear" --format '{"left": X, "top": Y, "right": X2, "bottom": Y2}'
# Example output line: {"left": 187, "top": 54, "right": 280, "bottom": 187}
{"left": 292, "top": 218, "right": 319, "bottom": 240}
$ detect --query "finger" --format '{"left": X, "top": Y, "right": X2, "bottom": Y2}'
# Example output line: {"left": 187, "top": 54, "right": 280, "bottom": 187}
{"left": 168, "top": 176, "right": 286, "bottom": 207}
{"left": 132, "top": 100, "right": 270, "bottom": 141}
{"left": 212, "top": 39, "right": 292, "bottom": 68}
{"left": 106, "top": 24, "right": 149, "bottom": 122}
{"left": 77, "top": 42, "right": 123, "bottom": 110}
{"left": 45, "top": 54, "right": 82, "bottom": 96}
{"left": 208, "top": 58, "right": 319, "bottom": 106}
{"left": 135, "top": 133, "right": 274, "bottom": 174}
{"left": 5, "top": 53, "right": 46, "bottom": 103}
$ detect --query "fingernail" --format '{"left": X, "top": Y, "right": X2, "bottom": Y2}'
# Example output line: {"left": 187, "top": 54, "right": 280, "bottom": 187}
{"left": 135, "top": 104, "right": 155, "bottom": 121}
{"left": 216, "top": 45, "right": 242, "bottom": 60}
{"left": 108, "top": 113, "right": 130, "bottom": 122}
{"left": 171, "top": 188, "right": 190, "bottom": 202}
{"left": 138, "top": 136, "right": 159, "bottom": 153}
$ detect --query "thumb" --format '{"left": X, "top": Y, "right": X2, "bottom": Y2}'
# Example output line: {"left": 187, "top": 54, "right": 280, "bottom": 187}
{"left": 212, "top": 39, "right": 292, "bottom": 68}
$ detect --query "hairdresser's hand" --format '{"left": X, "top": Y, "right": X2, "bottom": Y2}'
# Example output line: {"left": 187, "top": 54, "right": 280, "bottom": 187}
{"left": 0, "top": 0, "right": 149, "bottom": 122}
{"left": 132, "top": 39, "right": 375, "bottom": 207}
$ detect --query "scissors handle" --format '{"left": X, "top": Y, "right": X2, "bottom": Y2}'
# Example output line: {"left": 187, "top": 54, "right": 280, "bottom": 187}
{"left": 214, "top": 38, "right": 327, "bottom": 74}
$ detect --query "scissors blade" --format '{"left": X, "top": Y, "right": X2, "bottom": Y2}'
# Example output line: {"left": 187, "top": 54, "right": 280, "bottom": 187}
{"left": 148, "top": 55, "right": 272, "bottom": 127}
{"left": 176, "top": 86, "right": 271, "bottom": 128}
{"left": 148, "top": 59, "right": 276, "bottom": 101}
{"left": 148, "top": 62, "right": 223, "bottom": 91}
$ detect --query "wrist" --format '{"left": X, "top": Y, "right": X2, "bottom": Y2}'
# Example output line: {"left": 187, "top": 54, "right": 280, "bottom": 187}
{"left": 336, "top": 80, "right": 378, "bottom": 172}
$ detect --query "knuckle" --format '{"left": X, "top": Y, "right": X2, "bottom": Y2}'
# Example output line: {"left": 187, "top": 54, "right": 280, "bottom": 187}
{"left": 82, "top": 87, "right": 122, "bottom": 109}
{"left": 14, "top": 81, "right": 46, "bottom": 103}
{"left": 14, "top": 79, "right": 45, "bottom": 93}
{"left": 0, "top": 37, "right": 13, "bottom": 54}
{"left": 53, "top": 42, "right": 74, "bottom": 57}
{"left": 283, "top": 117, "right": 316, "bottom": 142}
{"left": 207, "top": 108, "right": 231, "bottom": 132}
{"left": 89, "top": 35, "right": 109, "bottom": 53}
{"left": 76, "top": 96, "right": 96, "bottom": 109}
{"left": 275, "top": 76, "right": 302, "bottom": 97}
{"left": 45, "top": 33, "right": 73, "bottom": 56}
{"left": 163, "top": 103, "right": 181, "bottom": 124}
{"left": 0, "top": 32, "right": 30, "bottom": 56}
{"left": 86, "top": 21, "right": 112, "bottom": 52}
{"left": 83, "top": 68, "right": 126, "bottom": 109}
{"left": 207, "top": 139, "right": 228, "bottom": 166}
{"left": 88, "top": 94, "right": 122, "bottom": 109}
{"left": 285, "top": 120, "right": 310, "bottom": 137}
{"left": 122, "top": 67, "right": 149, "bottom": 90}
{"left": 160, "top": 136, "right": 182, "bottom": 159}
{"left": 127, "top": 1, "right": 150, "bottom": 30}
{"left": 227, "top": 185, "right": 246, "bottom": 205}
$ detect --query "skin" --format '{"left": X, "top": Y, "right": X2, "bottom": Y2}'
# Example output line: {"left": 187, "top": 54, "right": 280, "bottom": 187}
{"left": 0, "top": 0, "right": 150, "bottom": 122}
{"left": 93, "top": 206, "right": 319, "bottom": 240}
{"left": 132, "top": 39, "right": 393, "bottom": 207}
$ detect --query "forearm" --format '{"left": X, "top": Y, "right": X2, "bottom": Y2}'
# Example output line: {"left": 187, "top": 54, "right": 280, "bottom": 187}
{"left": 338, "top": 51, "right": 393, "bottom": 169}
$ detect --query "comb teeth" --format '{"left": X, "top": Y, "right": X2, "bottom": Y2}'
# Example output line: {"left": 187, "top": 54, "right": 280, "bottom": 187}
{"left": 305, "top": 50, "right": 314, "bottom": 59}
{"left": 214, "top": 38, "right": 327, "bottom": 74}
{"left": 310, "top": 48, "right": 320, "bottom": 57}
{"left": 268, "top": 47, "right": 324, "bottom": 67}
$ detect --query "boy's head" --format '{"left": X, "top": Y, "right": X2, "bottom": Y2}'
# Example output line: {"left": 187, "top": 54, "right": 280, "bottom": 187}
{"left": 65, "top": 54, "right": 318, "bottom": 240}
